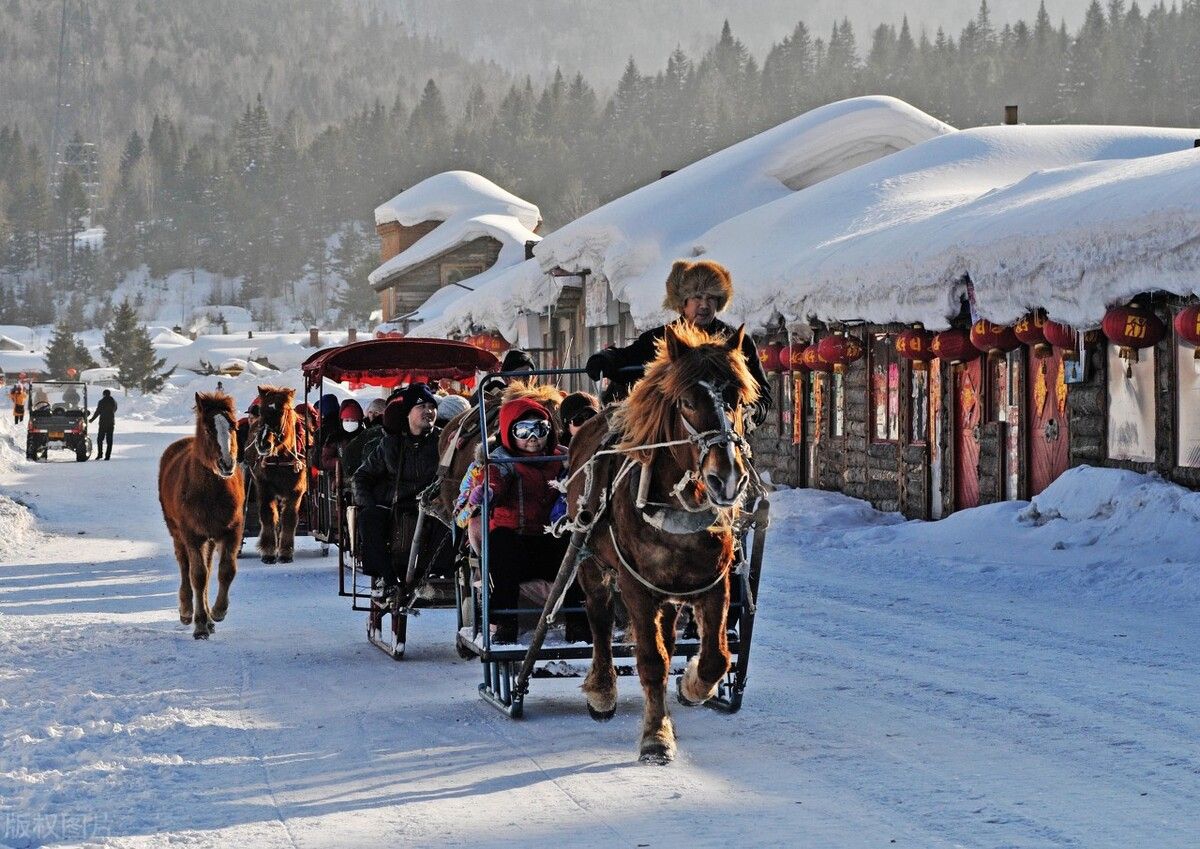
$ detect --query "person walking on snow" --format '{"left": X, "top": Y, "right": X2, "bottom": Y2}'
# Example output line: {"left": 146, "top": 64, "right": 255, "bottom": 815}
{"left": 90, "top": 389, "right": 118, "bottom": 460}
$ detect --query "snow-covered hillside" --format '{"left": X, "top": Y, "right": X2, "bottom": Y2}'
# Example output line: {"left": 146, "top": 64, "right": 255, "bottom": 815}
{"left": 1, "top": 409, "right": 1196, "bottom": 848}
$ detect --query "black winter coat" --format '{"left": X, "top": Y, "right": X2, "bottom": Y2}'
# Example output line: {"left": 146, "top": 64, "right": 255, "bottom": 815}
{"left": 587, "top": 318, "right": 773, "bottom": 425}
{"left": 351, "top": 426, "right": 441, "bottom": 510}
{"left": 90, "top": 395, "right": 117, "bottom": 428}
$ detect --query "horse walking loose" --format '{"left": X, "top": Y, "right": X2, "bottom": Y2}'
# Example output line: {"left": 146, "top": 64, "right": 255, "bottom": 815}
{"left": 567, "top": 323, "right": 759, "bottom": 763}
{"left": 158, "top": 393, "right": 244, "bottom": 639}
{"left": 244, "top": 385, "right": 307, "bottom": 563}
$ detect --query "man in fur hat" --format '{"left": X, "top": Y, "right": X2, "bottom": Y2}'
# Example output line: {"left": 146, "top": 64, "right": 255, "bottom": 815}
{"left": 585, "top": 259, "right": 772, "bottom": 425}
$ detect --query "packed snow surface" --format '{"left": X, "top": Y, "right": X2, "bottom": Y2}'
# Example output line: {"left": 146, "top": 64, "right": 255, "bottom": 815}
{"left": 697, "top": 123, "right": 1200, "bottom": 329}
{"left": 2, "top": 397, "right": 1197, "bottom": 847}
{"left": 416, "top": 97, "right": 953, "bottom": 337}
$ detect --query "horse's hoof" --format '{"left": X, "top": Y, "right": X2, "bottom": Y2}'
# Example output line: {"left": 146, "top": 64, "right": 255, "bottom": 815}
{"left": 261, "top": 555, "right": 277, "bottom": 564}
{"left": 278, "top": 555, "right": 293, "bottom": 564}
{"left": 587, "top": 703, "right": 617, "bottom": 722}
{"left": 638, "top": 743, "right": 675, "bottom": 765}
{"left": 206, "top": 620, "right": 216, "bottom": 633}
{"left": 211, "top": 608, "right": 227, "bottom": 622}
{"left": 193, "top": 630, "right": 209, "bottom": 640}
{"left": 180, "top": 613, "right": 193, "bottom": 626}
{"left": 676, "top": 674, "right": 705, "bottom": 707}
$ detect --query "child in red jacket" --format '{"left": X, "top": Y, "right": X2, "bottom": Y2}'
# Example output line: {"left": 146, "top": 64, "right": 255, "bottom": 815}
{"left": 467, "top": 397, "right": 586, "bottom": 643}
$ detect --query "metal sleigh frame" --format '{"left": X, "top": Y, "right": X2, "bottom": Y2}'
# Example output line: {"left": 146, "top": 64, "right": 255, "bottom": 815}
{"left": 453, "top": 366, "right": 770, "bottom": 719}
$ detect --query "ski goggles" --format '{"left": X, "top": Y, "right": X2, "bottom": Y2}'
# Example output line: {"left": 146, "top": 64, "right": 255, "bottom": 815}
{"left": 511, "top": 419, "right": 552, "bottom": 440}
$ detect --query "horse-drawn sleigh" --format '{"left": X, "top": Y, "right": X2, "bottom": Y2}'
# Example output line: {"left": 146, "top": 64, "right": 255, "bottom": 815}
{"left": 302, "top": 324, "right": 770, "bottom": 763}
{"left": 299, "top": 337, "right": 501, "bottom": 657}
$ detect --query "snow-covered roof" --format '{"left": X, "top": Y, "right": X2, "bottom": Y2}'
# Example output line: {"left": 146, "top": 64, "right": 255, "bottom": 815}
{"left": 369, "top": 171, "right": 542, "bottom": 291}
{"left": 0, "top": 335, "right": 25, "bottom": 351}
{"left": 415, "top": 96, "right": 953, "bottom": 338}
{"left": 696, "top": 123, "right": 1200, "bottom": 330}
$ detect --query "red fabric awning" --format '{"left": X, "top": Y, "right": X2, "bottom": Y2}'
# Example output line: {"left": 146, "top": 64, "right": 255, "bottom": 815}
{"left": 301, "top": 337, "right": 500, "bottom": 389}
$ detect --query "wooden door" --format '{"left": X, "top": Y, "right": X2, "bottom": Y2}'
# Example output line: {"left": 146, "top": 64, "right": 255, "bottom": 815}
{"left": 1027, "top": 349, "right": 1070, "bottom": 495}
{"left": 954, "top": 359, "right": 983, "bottom": 509}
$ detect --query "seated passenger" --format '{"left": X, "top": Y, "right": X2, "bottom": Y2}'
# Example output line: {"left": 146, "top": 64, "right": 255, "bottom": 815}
{"left": 351, "top": 385, "right": 440, "bottom": 596}
{"left": 557, "top": 391, "right": 600, "bottom": 447}
{"left": 62, "top": 385, "right": 81, "bottom": 408}
{"left": 436, "top": 393, "right": 470, "bottom": 428}
{"left": 340, "top": 397, "right": 386, "bottom": 490}
{"left": 319, "top": 398, "right": 362, "bottom": 472}
{"left": 237, "top": 398, "right": 260, "bottom": 464}
{"left": 464, "top": 397, "right": 587, "bottom": 644}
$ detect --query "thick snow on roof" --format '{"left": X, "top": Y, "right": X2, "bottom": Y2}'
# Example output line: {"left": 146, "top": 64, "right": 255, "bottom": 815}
{"left": 416, "top": 96, "right": 952, "bottom": 337}
{"left": 369, "top": 171, "right": 542, "bottom": 291}
{"left": 410, "top": 258, "right": 549, "bottom": 339}
{"left": 696, "top": 124, "right": 1200, "bottom": 329}
{"left": 373, "top": 170, "right": 541, "bottom": 230}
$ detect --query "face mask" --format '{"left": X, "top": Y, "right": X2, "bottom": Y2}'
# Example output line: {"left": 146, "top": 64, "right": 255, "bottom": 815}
{"left": 342, "top": 420, "right": 360, "bottom": 433}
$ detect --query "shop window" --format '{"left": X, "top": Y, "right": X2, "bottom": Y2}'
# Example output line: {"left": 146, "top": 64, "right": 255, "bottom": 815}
{"left": 1176, "top": 335, "right": 1200, "bottom": 467}
{"left": 1107, "top": 343, "right": 1155, "bottom": 462}
{"left": 870, "top": 334, "right": 900, "bottom": 442}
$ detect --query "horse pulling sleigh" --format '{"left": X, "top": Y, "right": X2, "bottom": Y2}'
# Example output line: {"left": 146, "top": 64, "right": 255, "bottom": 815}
{"left": 423, "top": 323, "right": 770, "bottom": 764}
{"left": 299, "top": 337, "right": 501, "bottom": 658}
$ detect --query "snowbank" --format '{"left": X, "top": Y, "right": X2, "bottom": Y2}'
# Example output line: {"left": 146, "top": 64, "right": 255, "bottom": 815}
{"left": 696, "top": 123, "right": 1200, "bottom": 329}
{"left": 419, "top": 97, "right": 952, "bottom": 337}
{"left": 0, "top": 415, "right": 37, "bottom": 560}
{"left": 770, "top": 465, "right": 1200, "bottom": 607}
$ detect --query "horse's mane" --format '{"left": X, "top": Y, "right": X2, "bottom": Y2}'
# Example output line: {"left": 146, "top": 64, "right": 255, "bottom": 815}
{"left": 501, "top": 378, "right": 565, "bottom": 407}
{"left": 195, "top": 392, "right": 236, "bottom": 424}
{"left": 611, "top": 323, "right": 758, "bottom": 462}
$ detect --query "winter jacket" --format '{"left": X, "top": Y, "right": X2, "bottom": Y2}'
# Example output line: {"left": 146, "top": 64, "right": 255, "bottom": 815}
{"left": 464, "top": 396, "right": 566, "bottom": 535}
{"left": 351, "top": 425, "right": 441, "bottom": 510}
{"left": 339, "top": 423, "right": 384, "bottom": 485}
{"left": 586, "top": 317, "right": 773, "bottom": 425}
{"left": 90, "top": 395, "right": 118, "bottom": 428}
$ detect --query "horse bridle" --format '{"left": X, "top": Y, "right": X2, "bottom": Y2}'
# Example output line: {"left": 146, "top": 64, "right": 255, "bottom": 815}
{"left": 672, "top": 380, "right": 750, "bottom": 508}
{"left": 253, "top": 401, "right": 303, "bottom": 470}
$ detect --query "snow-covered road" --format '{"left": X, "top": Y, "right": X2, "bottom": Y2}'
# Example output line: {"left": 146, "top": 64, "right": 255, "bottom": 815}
{"left": 2, "top": 417, "right": 1196, "bottom": 848}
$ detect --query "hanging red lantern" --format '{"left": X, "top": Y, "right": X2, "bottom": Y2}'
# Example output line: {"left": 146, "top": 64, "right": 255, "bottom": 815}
{"left": 464, "top": 332, "right": 510, "bottom": 355}
{"left": 1013, "top": 310, "right": 1051, "bottom": 359}
{"left": 970, "top": 320, "right": 1021, "bottom": 357}
{"left": 759, "top": 342, "right": 784, "bottom": 374}
{"left": 1174, "top": 305, "right": 1200, "bottom": 359}
{"left": 800, "top": 345, "right": 832, "bottom": 373}
{"left": 1101, "top": 303, "right": 1164, "bottom": 366}
{"left": 1043, "top": 320, "right": 1081, "bottom": 361}
{"left": 781, "top": 342, "right": 807, "bottom": 372}
{"left": 931, "top": 329, "right": 980, "bottom": 364}
{"left": 816, "top": 333, "right": 863, "bottom": 374}
{"left": 895, "top": 327, "right": 935, "bottom": 370}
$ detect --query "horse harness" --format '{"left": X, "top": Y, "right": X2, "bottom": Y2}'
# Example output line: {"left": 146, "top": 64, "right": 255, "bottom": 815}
{"left": 251, "top": 422, "right": 305, "bottom": 473}
{"left": 549, "top": 388, "right": 763, "bottom": 604}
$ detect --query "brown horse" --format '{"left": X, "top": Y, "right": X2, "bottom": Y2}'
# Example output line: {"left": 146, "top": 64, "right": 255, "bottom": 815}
{"left": 244, "top": 385, "right": 307, "bottom": 563}
{"left": 567, "top": 322, "right": 758, "bottom": 763}
{"left": 158, "top": 393, "right": 244, "bottom": 639}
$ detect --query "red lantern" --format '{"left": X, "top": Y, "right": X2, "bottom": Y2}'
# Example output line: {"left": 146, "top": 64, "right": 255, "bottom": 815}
{"left": 465, "top": 332, "right": 510, "bottom": 355}
{"left": 1013, "top": 310, "right": 1051, "bottom": 359}
{"left": 816, "top": 333, "right": 863, "bottom": 374}
{"left": 66, "top": 367, "right": 78, "bottom": 378}
{"left": 1101, "top": 303, "right": 1164, "bottom": 365}
{"left": 1043, "top": 320, "right": 1081, "bottom": 361}
{"left": 895, "top": 327, "right": 935, "bottom": 371}
{"left": 800, "top": 345, "right": 832, "bottom": 373}
{"left": 931, "top": 329, "right": 980, "bottom": 364}
{"left": 781, "top": 342, "right": 807, "bottom": 372}
{"left": 759, "top": 342, "right": 784, "bottom": 374}
{"left": 970, "top": 320, "right": 1021, "bottom": 357}
{"left": 1174, "top": 305, "right": 1200, "bottom": 359}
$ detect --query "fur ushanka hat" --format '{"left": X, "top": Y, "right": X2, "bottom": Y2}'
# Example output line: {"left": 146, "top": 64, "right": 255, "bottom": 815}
{"left": 662, "top": 259, "right": 734, "bottom": 314}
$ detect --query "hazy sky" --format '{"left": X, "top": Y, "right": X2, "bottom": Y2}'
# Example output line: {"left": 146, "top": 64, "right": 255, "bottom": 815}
{"left": 391, "top": 0, "right": 1093, "bottom": 85}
